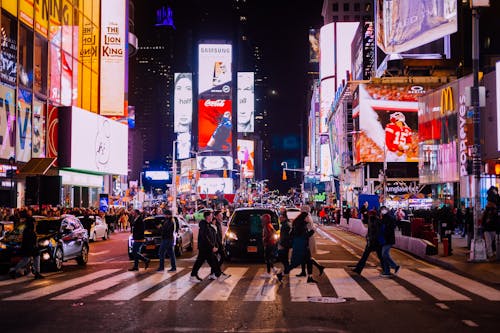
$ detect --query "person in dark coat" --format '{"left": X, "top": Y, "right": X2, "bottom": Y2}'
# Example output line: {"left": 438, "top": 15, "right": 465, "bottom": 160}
{"left": 129, "top": 209, "right": 150, "bottom": 271}
{"left": 276, "top": 212, "right": 291, "bottom": 275}
{"left": 209, "top": 210, "right": 226, "bottom": 279}
{"left": 380, "top": 206, "right": 400, "bottom": 277}
{"left": 157, "top": 210, "right": 176, "bottom": 272}
{"left": 9, "top": 214, "right": 44, "bottom": 279}
{"left": 352, "top": 209, "right": 383, "bottom": 275}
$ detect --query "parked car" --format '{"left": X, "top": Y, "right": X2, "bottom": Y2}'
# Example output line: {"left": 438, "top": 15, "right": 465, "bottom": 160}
{"left": 35, "top": 215, "right": 89, "bottom": 270}
{"left": 185, "top": 208, "right": 213, "bottom": 223}
{"left": 79, "top": 215, "right": 109, "bottom": 242}
{"left": 224, "top": 208, "right": 280, "bottom": 260}
{"left": 127, "top": 215, "right": 194, "bottom": 259}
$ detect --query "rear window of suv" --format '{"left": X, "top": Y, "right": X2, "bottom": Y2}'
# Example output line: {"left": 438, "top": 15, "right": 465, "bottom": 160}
{"left": 230, "top": 210, "right": 279, "bottom": 231}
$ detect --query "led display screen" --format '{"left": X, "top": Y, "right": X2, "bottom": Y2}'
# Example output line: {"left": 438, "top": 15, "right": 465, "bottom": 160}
{"left": 320, "top": 136, "right": 333, "bottom": 182}
{"left": 198, "top": 43, "right": 232, "bottom": 152}
{"left": 320, "top": 78, "right": 335, "bottom": 134}
{"left": 0, "top": 85, "right": 15, "bottom": 159}
{"left": 145, "top": 170, "right": 170, "bottom": 181}
{"left": 237, "top": 139, "right": 254, "bottom": 179}
{"left": 1, "top": 12, "right": 17, "bottom": 86}
{"left": 237, "top": 72, "right": 254, "bottom": 133}
{"left": 198, "top": 177, "right": 234, "bottom": 194}
{"left": 176, "top": 132, "right": 191, "bottom": 160}
{"left": 32, "top": 99, "right": 46, "bottom": 158}
{"left": 174, "top": 73, "right": 193, "bottom": 133}
{"left": 197, "top": 155, "right": 233, "bottom": 171}
{"left": 497, "top": 62, "right": 500, "bottom": 151}
{"left": 100, "top": 0, "right": 126, "bottom": 116}
{"left": 376, "top": 0, "right": 457, "bottom": 54}
{"left": 309, "top": 29, "right": 320, "bottom": 63}
{"left": 16, "top": 88, "right": 32, "bottom": 162}
{"left": 319, "top": 23, "right": 335, "bottom": 80}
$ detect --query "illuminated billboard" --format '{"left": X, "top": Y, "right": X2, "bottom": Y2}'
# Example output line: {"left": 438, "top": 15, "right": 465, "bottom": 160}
{"left": 198, "top": 43, "right": 233, "bottom": 152}
{"left": 197, "top": 156, "right": 233, "bottom": 171}
{"left": 198, "top": 177, "right": 234, "bottom": 194}
{"left": 100, "top": 0, "right": 126, "bottom": 116}
{"left": 59, "top": 106, "right": 128, "bottom": 175}
{"left": 497, "top": 62, "right": 500, "bottom": 151}
{"left": 320, "top": 136, "right": 333, "bottom": 182}
{"left": 376, "top": 0, "right": 457, "bottom": 54}
{"left": 174, "top": 73, "right": 193, "bottom": 133}
{"left": 320, "top": 78, "right": 335, "bottom": 134}
{"left": 237, "top": 139, "right": 255, "bottom": 179}
{"left": 0, "top": 85, "right": 15, "bottom": 159}
{"left": 16, "top": 88, "right": 33, "bottom": 163}
{"left": 176, "top": 132, "right": 191, "bottom": 160}
{"left": 319, "top": 23, "right": 335, "bottom": 80}
{"left": 309, "top": 29, "right": 320, "bottom": 63}
{"left": 237, "top": 72, "right": 254, "bottom": 133}
{"left": 32, "top": 99, "right": 46, "bottom": 158}
{"left": 354, "top": 83, "right": 433, "bottom": 163}
{"left": 145, "top": 171, "right": 170, "bottom": 181}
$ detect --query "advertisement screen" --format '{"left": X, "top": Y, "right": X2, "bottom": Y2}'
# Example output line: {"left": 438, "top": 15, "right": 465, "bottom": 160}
{"left": 68, "top": 107, "right": 128, "bottom": 174}
{"left": 320, "top": 136, "right": 333, "bottom": 182}
{"left": 198, "top": 177, "right": 234, "bottom": 194}
{"left": 46, "top": 105, "right": 58, "bottom": 163}
{"left": 237, "top": 72, "right": 254, "bottom": 133}
{"left": 336, "top": 22, "right": 359, "bottom": 86}
{"left": 319, "top": 23, "right": 335, "bottom": 80}
{"left": 176, "top": 132, "right": 191, "bottom": 160}
{"left": 0, "top": 85, "right": 15, "bottom": 159}
{"left": 198, "top": 43, "right": 232, "bottom": 152}
{"left": 376, "top": 0, "right": 457, "bottom": 54}
{"left": 16, "top": 88, "right": 32, "bottom": 162}
{"left": 174, "top": 73, "right": 193, "bottom": 133}
{"left": 145, "top": 170, "right": 170, "bottom": 181}
{"left": 1, "top": 12, "right": 17, "bottom": 86}
{"left": 497, "top": 62, "right": 500, "bottom": 151}
{"left": 354, "top": 83, "right": 431, "bottom": 163}
{"left": 320, "top": 78, "right": 335, "bottom": 134}
{"left": 32, "top": 99, "right": 46, "bottom": 158}
{"left": 197, "top": 155, "right": 233, "bottom": 171}
{"left": 309, "top": 29, "right": 320, "bottom": 63}
{"left": 100, "top": 0, "right": 126, "bottom": 116}
{"left": 237, "top": 139, "right": 254, "bottom": 179}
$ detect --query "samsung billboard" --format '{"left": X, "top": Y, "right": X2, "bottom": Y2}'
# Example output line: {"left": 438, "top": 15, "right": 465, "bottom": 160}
{"left": 198, "top": 43, "right": 233, "bottom": 152}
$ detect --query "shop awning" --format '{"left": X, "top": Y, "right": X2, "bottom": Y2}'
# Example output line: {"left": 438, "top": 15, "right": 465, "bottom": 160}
{"left": 18, "top": 158, "right": 57, "bottom": 175}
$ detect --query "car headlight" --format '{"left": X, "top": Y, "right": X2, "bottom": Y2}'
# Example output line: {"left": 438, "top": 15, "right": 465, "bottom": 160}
{"left": 226, "top": 231, "right": 238, "bottom": 241}
{"left": 0, "top": 242, "right": 7, "bottom": 250}
{"left": 273, "top": 233, "right": 280, "bottom": 241}
{"left": 38, "top": 239, "right": 50, "bottom": 247}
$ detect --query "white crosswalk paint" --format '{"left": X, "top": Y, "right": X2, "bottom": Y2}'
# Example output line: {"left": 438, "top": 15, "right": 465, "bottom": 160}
{"left": 51, "top": 270, "right": 143, "bottom": 300}
{"left": 363, "top": 269, "right": 420, "bottom": 301}
{"left": 142, "top": 267, "right": 210, "bottom": 301}
{"left": 99, "top": 269, "right": 181, "bottom": 301}
{"left": 324, "top": 268, "right": 373, "bottom": 301}
{"left": 420, "top": 268, "right": 500, "bottom": 301}
{"left": 194, "top": 267, "right": 248, "bottom": 301}
{"left": 243, "top": 268, "right": 279, "bottom": 301}
{"left": 397, "top": 269, "right": 470, "bottom": 301}
{"left": 0, "top": 272, "right": 61, "bottom": 287}
{"left": 289, "top": 275, "right": 322, "bottom": 302}
{"left": 3, "top": 269, "right": 120, "bottom": 301}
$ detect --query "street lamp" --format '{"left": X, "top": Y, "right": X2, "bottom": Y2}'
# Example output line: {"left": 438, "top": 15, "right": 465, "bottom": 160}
{"left": 172, "top": 140, "right": 178, "bottom": 215}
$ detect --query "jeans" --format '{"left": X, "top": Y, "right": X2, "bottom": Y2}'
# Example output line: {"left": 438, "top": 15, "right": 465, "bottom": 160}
{"left": 191, "top": 250, "right": 220, "bottom": 277}
{"left": 354, "top": 244, "right": 382, "bottom": 273}
{"left": 131, "top": 241, "right": 148, "bottom": 268}
{"left": 277, "top": 248, "right": 290, "bottom": 273}
{"left": 484, "top": 231, "right": 497, "bottom": 257}
{"left": 158, "top": 239, "right": 176, "bottom": 270}
{"left": 13, "top": 254, "right": 40, "bottom": 275}
{"left": 381, "top": 244, "right": 398, "bottom": 274}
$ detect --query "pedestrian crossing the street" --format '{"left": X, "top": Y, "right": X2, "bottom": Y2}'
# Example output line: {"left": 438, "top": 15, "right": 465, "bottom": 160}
{"left": 1, "top": 266, "right": 499, "bottom": 303}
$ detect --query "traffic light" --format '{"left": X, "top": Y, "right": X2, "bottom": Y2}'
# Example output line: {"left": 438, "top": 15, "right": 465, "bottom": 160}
{"left": 282, "top": 169, "right": 287, "bottom": 181}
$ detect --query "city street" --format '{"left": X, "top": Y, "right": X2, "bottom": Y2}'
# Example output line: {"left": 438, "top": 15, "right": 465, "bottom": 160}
{"left": 1, "top": 224, "right": 499, "bottom": 332}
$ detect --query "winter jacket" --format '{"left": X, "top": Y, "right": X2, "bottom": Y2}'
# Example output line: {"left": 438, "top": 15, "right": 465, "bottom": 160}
{"left": 197, "top": 219, "right": 217, "bottom": 252}
{"left": 161, "top": 217, "right": 176, "bottom": 240}
{"left": 381, "top": 214, "right": 396, "bottom": 245}
{"left": 132, "top": 216, "right": 145, "bottom": 241}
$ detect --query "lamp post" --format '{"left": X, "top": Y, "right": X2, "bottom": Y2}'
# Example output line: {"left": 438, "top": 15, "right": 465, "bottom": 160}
{"left": 172, "top": 141, "right": 178, "bottom": 215}
{"left": 8, "top": 157, "right": 15, "bottom": 208}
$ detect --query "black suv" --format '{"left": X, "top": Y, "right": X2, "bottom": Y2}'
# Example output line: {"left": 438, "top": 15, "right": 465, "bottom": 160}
{"left": 224, "top": 208, "right": 280, "bottom": 260}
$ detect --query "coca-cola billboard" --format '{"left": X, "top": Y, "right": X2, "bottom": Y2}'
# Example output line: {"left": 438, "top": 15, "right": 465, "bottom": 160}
{"left": 198, "top": 43, "right": 233, "bottom": 152}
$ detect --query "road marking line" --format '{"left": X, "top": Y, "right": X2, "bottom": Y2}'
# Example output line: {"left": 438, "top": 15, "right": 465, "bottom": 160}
{"left": 0, "top": 271, "right": 61, "bottom": 287}
{"left": 143, "top": 267, "right": 210, "bottom": 301}
{"left": 194, "top": 267, "right": 248, "bottom": 301}
{"left": 51, "top": 270, "right": 143, "bottom": 300}
{"left": 289, "top": 274, "right": 322, "bottom": 302}
{"left": 89, "top": 251, "right": 110, "bottom": 256}
{"left": 436, "top": 302, "right": 450, "bottom": 310}
{"left": 325, "top": 268, "right": 373, "bottom": 301}
{"left": 315, "top": 228, "right": 338, "bottom": 244}
{"left": 244, "top": 268, "right": 278, "bottom": 301}
{"left": 364, "top": 269, "right": 419, "bottom": 301}
{"left": 420, "top": 268, "right": 500, "bottom": 301}
{"left": 398, "top": 269, "right": 470, "bottom": 301}
{"left": 99, "top": 269, "right": 180, "bottom": 301}
{"left": 462, "top": 320, "right": 479, "bottom": 327}
{"left": 3, "top": 269, "right": 120, "bottom": 301}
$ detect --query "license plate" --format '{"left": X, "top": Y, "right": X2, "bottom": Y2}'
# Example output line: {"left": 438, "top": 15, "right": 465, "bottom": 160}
{"left": 247, "top": 246, "right": 258, "bottom": 253}
{"left": 146, "top": 245, "right": 156, "bottom": 250}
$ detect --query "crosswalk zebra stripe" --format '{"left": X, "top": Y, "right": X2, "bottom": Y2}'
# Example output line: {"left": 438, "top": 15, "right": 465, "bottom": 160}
{"left": 419, "top": 268, "right": 500, "bottom": 301}
{"left": 364, "top": 269, "right": 420, "bottom": 301}
{"left": 324, "top": 268, "right": 373, "bottom": 301}
{"left": 99, "top": 269, "right": 181, "bottom": 301}
{"left": 142, "top": 267, "right": 210, "bottom": 301}
{"left": 289, "top": 274, "right": 322, "bottom": 302}
{"left": 3, "top": 269, "right": 120, "bottom": 301}
{"left": 51, "top": 271, "right": 140, "bottom": 300}
{"left": 194, "top": 267, "right": 248, "bottom": 301}
{"left": 397, "top": 268, "right": 470, "bottom": 301}
{"left": 0, "top": 272, "right": 61, "bottom": 288}
{"left": 243, "top": 268, "right": 279, "bottom": 301}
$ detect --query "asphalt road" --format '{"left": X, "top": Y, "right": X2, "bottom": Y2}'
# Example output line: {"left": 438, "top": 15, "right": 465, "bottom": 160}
{"left": 0, "top": 223, "right": 499, "bottom": 333}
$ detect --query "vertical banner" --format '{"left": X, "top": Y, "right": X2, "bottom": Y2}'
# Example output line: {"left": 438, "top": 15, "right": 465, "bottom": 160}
{"left": 174, "top": 73, "right": 193, "bottom": 160}
{"left": 237, "top": 72, "right": 254, "bottom": 133}
{"left": 32, "top": 99, "right": 46, "bottom": 158}
{"left": 198, "top": 43, "right": 232, "bottom": 152}
{"left": 0, "top": 85, "right": 16, "bottom": 159}
{"left": 237, "top": 139, "right": 255, "bottom": 179}
{"left": 16, "top": 88, "right": 33, "bottom": 162}
{"left": 46, "top": 105, "right": 59, "bottom": 165}
{"left": 100, "top": 0, "right": 126, "bottom": 116}
{"left": 1, "top": 12, "right": 18, "bottom": 86}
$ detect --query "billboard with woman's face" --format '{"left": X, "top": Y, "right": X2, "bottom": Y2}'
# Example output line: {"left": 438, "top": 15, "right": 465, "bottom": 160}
{"left": 174, "top": 73, "right": 193, "bottom": 133}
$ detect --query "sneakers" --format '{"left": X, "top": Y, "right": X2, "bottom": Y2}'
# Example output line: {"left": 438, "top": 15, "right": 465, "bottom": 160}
{"left": 319, "top": 265, "right": 325, "bottom": 277}
{"left": 276, "top": 272, "right": 283, "bottom": 283}
{"left": 380, "top": 273, "right": 392, "bottom": 278}
{"left": 144, "top": 259, "right": 150, "bottom": 270}
{"left": 296, "top": 272, "right": 307, "bottom": 277}
{"left": 168, "top": 268, "right": 177, "bottom": 272}
{"left": 307, "top": 276, "right": 318, "bottom": 283}
{"left": 217, "top": 273, "right": 231, "bottom": 282}
{"left": 394, "top": 265, "right": 401, "bottom": 275}
{"left": 128, "top": 267, "right": 139, "bottom": 271}
{"left": 156, "top": 268, "right": 164, "bottom": 272}
{"left": 189, "top": 275, "right": 203, "bottom": 283}
{"left": 208, "top": 273, "right": 217, "bottom": 280}
{"left": 34, "top": 273, "right": 45, "bottom": 280}
{"left": 351, "top": 268, "right": 362, "bottom": 275}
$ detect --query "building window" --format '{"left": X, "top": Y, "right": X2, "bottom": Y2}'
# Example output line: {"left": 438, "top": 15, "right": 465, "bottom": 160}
{"left": 354, "top": 3, "right": 361, "bottom": 11}
{"left": 344, "top": 3, "right": 349, "bottom": 11}
{"left": 333, "top": 15, "right": 338, "bottom": 21}
{"left": 332, "top": 3, "right": 339, "bottom": 11}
